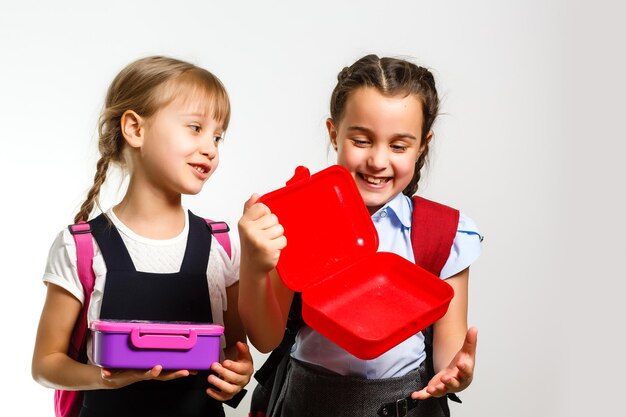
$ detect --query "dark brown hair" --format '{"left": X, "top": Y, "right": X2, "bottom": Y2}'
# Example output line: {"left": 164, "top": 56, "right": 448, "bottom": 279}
{"left": 329, "top": 54, "right": 439, "bottom": 196}
{"left": 74, "top": 56, "right": 230, "bottom": 222}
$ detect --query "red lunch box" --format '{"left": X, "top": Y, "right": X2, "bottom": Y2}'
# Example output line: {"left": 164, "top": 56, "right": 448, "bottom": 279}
{"left": 258, "top": 165, "right": 454, "bottom": 360}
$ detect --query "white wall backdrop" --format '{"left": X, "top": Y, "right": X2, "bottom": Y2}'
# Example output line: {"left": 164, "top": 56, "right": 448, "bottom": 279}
{"left": 1, "top": 1, "right": 624, "bottom": 416}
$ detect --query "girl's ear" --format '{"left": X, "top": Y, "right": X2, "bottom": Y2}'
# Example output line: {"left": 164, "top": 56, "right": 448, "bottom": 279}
{"left": 420, "top": 130, "right": 433, "bottom": 154}
{"left": 121, "top": 110, "right": 145, "bottom": 148}
{"left": 326, "top": 118, "right": 338, "bottom": 151}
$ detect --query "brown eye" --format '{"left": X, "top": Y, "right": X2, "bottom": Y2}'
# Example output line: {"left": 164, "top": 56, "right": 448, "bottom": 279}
{"left": 391, "top": 143, "right": 408, "bottom": 152}
{"left": 351, "top": 138, "right": 369, "bottom": 146}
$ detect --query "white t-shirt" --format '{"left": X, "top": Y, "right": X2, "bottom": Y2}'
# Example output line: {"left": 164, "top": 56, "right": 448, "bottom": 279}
{"left": 42, "top": 208, "right": 240, "bottom": 361}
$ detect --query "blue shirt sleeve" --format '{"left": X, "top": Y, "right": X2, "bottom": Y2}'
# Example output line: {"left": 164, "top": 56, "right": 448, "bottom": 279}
{"left": 439, "top": 212, "right": 483, "bottom": 279}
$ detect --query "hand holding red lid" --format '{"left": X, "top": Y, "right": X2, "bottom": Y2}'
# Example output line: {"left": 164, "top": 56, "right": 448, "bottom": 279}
{"left": 238, "top": 193, "right": 287, "bottom": 276}
{"left": 238, "top": 194, "right": 291, "bottom": 352}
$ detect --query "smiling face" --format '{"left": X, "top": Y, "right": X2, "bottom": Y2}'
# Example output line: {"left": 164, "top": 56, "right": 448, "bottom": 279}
{"left": 328, "top": 87, "right": 428, "bottom": 214}
{"left": 130, "top": 93, "right": 225, "bottom": 198}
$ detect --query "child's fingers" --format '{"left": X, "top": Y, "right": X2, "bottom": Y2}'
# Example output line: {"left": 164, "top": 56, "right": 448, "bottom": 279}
{"left": 146, "top": 365, "right": 163, "bottom": 379}
{"left": 441, "top": 375, "right": 461, "bottom": 391}
{"left": 411, "top": 388, "right": 431, "bottom": 400}
{"left": 137, "top": 365, "right": 192, "bottom": 382}
{"left": 210, "top": 361, "right": 251, "bottom": 386}
{"left": 412, "top": 372, "right": 444, "bottom": 400}
{"left": 408, "top": 330, "right": 478, "bottom": 402}
{"left": 226, "top": 342, "right": 254, "bottom": 377}
{"left": 206, "top": 385, "right": 236, "bottom": 402}
{"left": 461, "top": 327, "right": 478, "bottom": 357}
{"left": 427, "top": 382, "right": 448, "bottom": 397}
{"left": 156, "top": 369, "right": 191, "bottom": 381}
{"left": 265, "top": 227, "right": 287, "bottom": 248}
{"left": 252, "top": 213, "right": 282, "bottom": 232}
{"left": 233, "top": 341, "right": 253, "bottom": 366}
{"left": 206, "top": 374, "right": 239, "bottom": 400}
{"left": 248, "top": 222, "right": 286, "bottom": 251}
{"left": 240, "top": 199, "right": 269, "bottom": 223}
{"left": 456, "top": 359, "right": 473, "bottom": 381}
{"left": 206, "top": 387, "right": 227, "bottom": 401}
{"left": 209, "top": 343, "right": 253, "bottom": 390}
{"left": 210, "top": 364, "right": 246, "bottom": 386}
{"left": 243, "top": 193, "right": 261, "bottom": 211}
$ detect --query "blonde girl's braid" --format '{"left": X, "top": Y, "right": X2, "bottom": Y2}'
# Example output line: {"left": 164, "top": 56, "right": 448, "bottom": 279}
{"left": 73, "top": 155, "right": 111, "bottom": 223}
{"left": 73, "top": 82, "right": 128, "bottom": 223}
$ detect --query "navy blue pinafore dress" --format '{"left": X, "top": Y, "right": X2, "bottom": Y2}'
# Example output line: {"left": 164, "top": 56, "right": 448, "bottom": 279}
{"left": 79, "top": 212, "right": 225, "bottom": 417}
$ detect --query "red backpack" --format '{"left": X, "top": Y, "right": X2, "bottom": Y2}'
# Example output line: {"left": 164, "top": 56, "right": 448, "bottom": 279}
{"left": 250, "top": 195, "right": 460, "bottom": 417}
{"left": 54, "top": 218, "right": 232, "bottom": 417}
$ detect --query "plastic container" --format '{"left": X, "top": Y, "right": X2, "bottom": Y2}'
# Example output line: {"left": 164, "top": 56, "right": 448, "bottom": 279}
{"left": 90, "top": 319, "right": 224, "bottom": 370}
{"left": 258, "top": 165, "right": 454, "bottom": 360}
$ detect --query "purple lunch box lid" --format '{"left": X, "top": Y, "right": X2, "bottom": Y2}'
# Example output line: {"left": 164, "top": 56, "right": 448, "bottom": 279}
{"left": 90, "top": 319, "right": 224, "bottom": 336}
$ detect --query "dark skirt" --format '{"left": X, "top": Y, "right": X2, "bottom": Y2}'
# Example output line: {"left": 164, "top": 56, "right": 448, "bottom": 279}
{"left": 273, "top": 358, "right": 447, "bottom": 417}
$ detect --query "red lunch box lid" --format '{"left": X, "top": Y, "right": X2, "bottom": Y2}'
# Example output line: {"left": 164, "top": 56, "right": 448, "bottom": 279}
{"left": 259, "top": 165, "right": 378, "bottom": 291}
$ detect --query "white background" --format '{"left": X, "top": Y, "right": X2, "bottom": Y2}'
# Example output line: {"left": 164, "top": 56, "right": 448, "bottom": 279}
{"left": 1, "top": 1, "right": 624, "bottom": 416}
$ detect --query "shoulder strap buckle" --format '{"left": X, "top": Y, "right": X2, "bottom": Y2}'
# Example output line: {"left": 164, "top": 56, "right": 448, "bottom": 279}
{"left": 206, "top": 220, "right": 230, "bottom": 234}
{"left": 68, "top": 222, "right": 91, "bottom": 235}
{"left": 203, "top": 219, "right": 232, "bottom": 259}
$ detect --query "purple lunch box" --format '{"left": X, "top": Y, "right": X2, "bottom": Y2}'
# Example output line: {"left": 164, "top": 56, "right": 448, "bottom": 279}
{"left": 90, "top": 319, "right": 224, "bottom": 370}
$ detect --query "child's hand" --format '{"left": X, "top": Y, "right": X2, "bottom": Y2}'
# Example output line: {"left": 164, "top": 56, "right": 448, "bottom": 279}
{"left": 206, "top": 341, "right": 253, "bottom": 401}
{"left": 238, "top": 193, "right": 287, "bottom": 275}
{"left": 100, "top": 365, "right": 193, "bottom": 388}
{"left": 412, "top": 327, "right": 478, "bottom": 400}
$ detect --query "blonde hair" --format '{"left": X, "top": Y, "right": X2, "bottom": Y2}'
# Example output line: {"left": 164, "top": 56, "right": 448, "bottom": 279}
{"left": 74, "top": 56, "right": 230, "bottom": 223}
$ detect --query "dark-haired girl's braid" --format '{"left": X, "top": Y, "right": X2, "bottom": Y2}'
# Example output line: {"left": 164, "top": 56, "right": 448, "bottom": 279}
{"left": 404, "top": 146, "right": 429, "bottom": 197}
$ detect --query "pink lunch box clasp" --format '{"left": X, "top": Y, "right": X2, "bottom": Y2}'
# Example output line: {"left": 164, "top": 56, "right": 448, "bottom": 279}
{"left": 130, "top": 327, "right": 198, "bottom": 350}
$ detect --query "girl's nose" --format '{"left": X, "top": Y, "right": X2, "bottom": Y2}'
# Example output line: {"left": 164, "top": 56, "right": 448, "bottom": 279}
{"left": 367, "top": 146, "right": 389, "bottom": 170}
{"left": 200, "top": 137, "right": 218, "bottom": 160}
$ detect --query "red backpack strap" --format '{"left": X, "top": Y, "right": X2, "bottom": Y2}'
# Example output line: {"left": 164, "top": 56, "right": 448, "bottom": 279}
{"left": 204, "top": 219, "right": 232, "bottom": 259}
{"left": 67, "top": 221, "right": 95, "bottom": 360}
{"left": 410, "top": 196, "right": 460, "bottom": 277}
{"left": 409, "top": 197, "right": 463, "bottom": 412}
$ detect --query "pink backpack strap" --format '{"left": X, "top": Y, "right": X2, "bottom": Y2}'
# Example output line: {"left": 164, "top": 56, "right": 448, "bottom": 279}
{"left": 67, "top": 221, "right": 95, "bottom": 359}
{"left": 204, "top": 219, "right": 232, "bottom": 259}
{"left": 410, "top": 196, "right": 460, "bottom": 277}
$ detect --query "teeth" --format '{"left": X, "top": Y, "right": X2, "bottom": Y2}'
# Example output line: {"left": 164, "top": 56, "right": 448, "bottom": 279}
{"left": 362, "top": 174, "right": 388, "bottom": 185}
{"left": 194, "top": 166, "right": 206, "bottom": 174}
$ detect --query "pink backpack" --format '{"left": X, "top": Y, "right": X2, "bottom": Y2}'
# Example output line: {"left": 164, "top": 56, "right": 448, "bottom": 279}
{"left": 54, "top": 219, "right": 232, "bottom": 417}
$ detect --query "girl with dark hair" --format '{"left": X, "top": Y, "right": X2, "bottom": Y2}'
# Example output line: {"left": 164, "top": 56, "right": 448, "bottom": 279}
{"left": 239, "top": 54, "right": 482, "bottom": 417}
